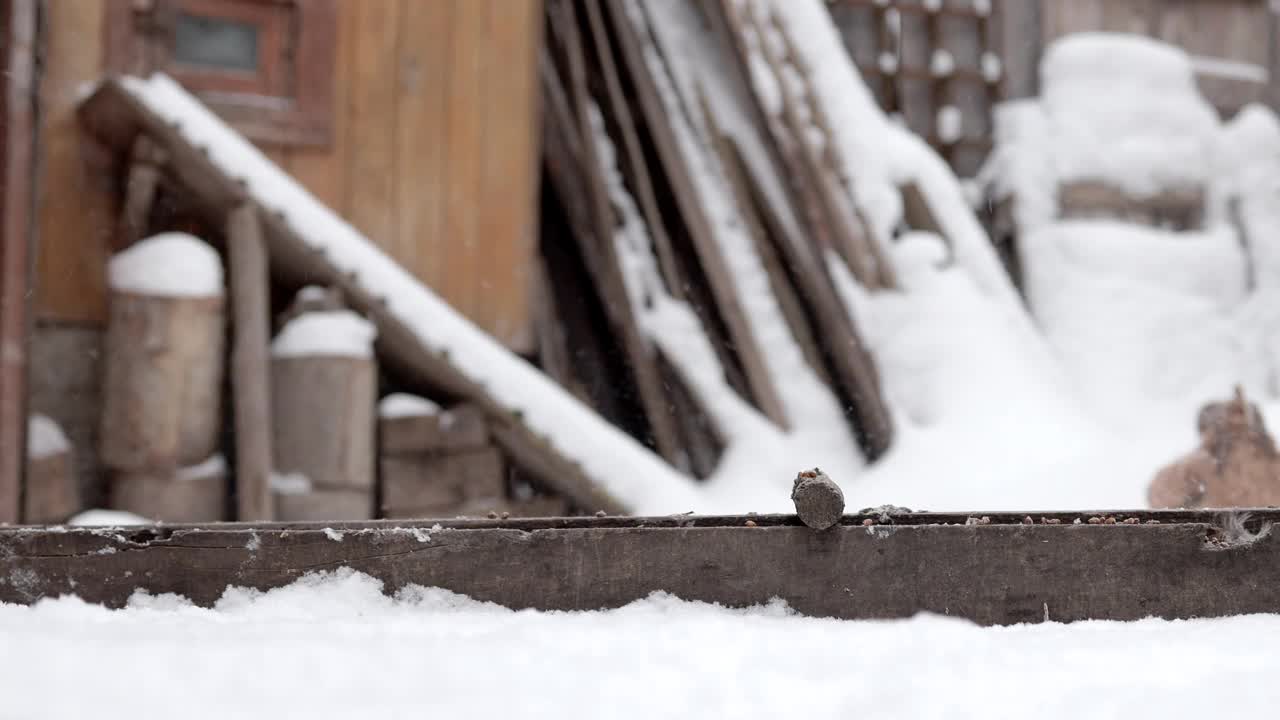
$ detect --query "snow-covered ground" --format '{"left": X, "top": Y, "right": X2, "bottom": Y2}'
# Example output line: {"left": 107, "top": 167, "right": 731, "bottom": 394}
{"left": 2, "top": 569, "right": 1277, "bottom": 718}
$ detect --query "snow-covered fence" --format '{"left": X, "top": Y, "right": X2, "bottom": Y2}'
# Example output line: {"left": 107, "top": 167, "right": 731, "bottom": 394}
{"left": 826, "top": 0, "right": 1007, "bottom": 177}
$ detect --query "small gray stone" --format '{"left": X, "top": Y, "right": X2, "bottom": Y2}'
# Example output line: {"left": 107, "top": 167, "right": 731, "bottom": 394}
{"left": 791, "top": 468, "right": 844, "bottom": 531}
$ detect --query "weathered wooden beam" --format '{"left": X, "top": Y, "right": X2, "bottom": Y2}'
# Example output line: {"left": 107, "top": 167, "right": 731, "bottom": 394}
{"left": 710, "top": 0, "right": 895, "bottom": 458}
{"left": 581, "top": 0, "right": 685, "bottom": 302}
{"left": 558, "top": 0, "right": 686, "bottom": 467}
{"left": 0, "top": 0, "right": 37, "bottom": 524}
{"left": 77, "top": 79, "right": 627, "bottom": 516}
{"left": 604, "top": 0, "right": 790, "bottom": 430}
{"left": 114, "top": 135, "right": 169, "bottom": 251}
{"left": 226, "top": 204, "right": 274, "bottom": 522}
{"left": 3, "top": 509, "right": 1279, "bottom": 626}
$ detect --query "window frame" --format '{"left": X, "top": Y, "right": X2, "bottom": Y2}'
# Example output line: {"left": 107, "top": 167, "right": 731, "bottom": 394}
{"left": 105, "top": 0, "right": 337, "bottom": 148}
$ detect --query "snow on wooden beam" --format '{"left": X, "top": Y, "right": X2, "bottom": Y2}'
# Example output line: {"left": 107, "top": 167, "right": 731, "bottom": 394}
{"left": 77, "top": 77, "right": 698, "bottom": 516}
{"left": 4, "top": 509, "right": 1280, "bottom": 625}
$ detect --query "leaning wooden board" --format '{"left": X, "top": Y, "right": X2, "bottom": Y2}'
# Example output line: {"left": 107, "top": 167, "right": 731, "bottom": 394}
{"left": 3, "top": 509, "right": 1278, "bottom": 625}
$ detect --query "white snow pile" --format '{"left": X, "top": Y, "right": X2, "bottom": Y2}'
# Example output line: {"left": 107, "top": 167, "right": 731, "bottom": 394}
{"left": 378, "top": 392, "right": 441, "bottom": 419}
{"left": 26, "top": 414, "right": 69, "bottom": 460}
{"left": 964, "top": 32, "right": 1280, "bottom": 507}
{"left": 270, "top": 309, "right": 378, "bottom": 359}
{"left": 2, "top": 569, "right": 1279, "bottom": 719}
{"left": 107, "top": 232, "right": 224, "bottom": 298}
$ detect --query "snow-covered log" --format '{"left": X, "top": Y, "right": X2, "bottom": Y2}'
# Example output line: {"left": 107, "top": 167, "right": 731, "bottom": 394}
{"left": 271, "top": 310, "right": 377, "bottom": 494}
{"left": 99, "top": 233, "right": 225, "bottom": 472}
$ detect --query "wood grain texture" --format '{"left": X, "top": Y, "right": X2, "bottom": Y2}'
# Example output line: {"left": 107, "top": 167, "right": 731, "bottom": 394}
{"left": 99, "top": 291, "right": 225, "bottom": 472}
{"left": 344, "top": 0, "right": 401, "bottom": 249}
{"left": 44, "top": 0, "right": 539, "bottom": 347}
{"left": 271, "top": 355, "right": 376, "bottom": 491}
{"left": 34, "top": 0, "right": 114, "bottom": 323}
{"left": 0, "top": 0, "right": 37, "bottom": 523}
{"left": 394, "top": 0, "right": 451, "bottom": 316}
{"left": 4, "top": 510, "right": 1280, "bottom": 626}
{"left": 227, "top": 204, "right": 274, "bottom": 521}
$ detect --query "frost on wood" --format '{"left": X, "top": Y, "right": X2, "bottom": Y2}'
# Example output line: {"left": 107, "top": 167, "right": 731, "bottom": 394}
{"left": 176, "top": 454, "right": 226, "bottom": 482}
{"left": 108, "top": 232, "right": 224, "bottom": 297}
{"left": 270, "top": 310, "right": 378, "bottom": 359}
{"left": 930, "top": 49, "right": 955, "bottom": 78}
{"left": 270, "top": 471, "right": 313, "bottom": 496}
{"left": 936, "top": 105, "right": 963, "bottom": 144}
{"left": 27, "top": 415, "right": 69, "bottom": 460}
{"left": 981, "top": 52, "right": 1002, "bottom": 83}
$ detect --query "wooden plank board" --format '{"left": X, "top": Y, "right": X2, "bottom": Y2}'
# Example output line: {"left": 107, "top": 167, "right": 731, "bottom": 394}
{"left": 474, "top": 0, "right": 541, "bottom": 351}
{"left": 34, "top": 0, "right": 114, "bottom": 324}
{"left": 604, "top": 0, "right": 789, "bottom": 430}
{"left": 710, "top": 0, "right": 895, "bottom": 457}
{"left": 226, "top": 204, "right": 275, "bottom": 521}
{"left": 558, "top": 0, "right": 686, "bottom": 467}
{"left": 441, "top": 0, "right": 487, "bottom": 330}
{"left": 5, "top": 509, "right": 1280, "bottom": 626}
{"left": 286, "top": 0, "right": 358, "bottom": 213}
{"left": 395, "top": 0, "right": 452, "bottom": 337}
{"left": 344, "top": 0, "right": 402, "bottom": 250}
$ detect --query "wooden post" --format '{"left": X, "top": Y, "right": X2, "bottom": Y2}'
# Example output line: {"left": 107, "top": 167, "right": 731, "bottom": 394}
{"left": 226, "top": 204, "right": 274, "bottom": 521}
{"left": 0, "top": 0, "right": 37, "bottom": 524}
{"left": 114, "top": 135, "right": 168, "bottom": 251}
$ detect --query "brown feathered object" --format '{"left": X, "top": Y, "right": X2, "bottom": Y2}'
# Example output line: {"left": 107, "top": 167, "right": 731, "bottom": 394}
{"left": 1148, "top": 386, "right": 1280, "bottom": 508}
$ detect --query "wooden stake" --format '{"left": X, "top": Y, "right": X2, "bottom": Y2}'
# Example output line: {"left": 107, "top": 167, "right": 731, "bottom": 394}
{"left": 226, "top": 204, "right": 274, "bottom": 521}
{"left": 114, "top": 135, "right": 168, "bottom": 251}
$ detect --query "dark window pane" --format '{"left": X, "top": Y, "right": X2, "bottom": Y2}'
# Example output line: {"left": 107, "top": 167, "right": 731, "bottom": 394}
{"left": 173, "top": 13, "right": 259, "bottom": 72}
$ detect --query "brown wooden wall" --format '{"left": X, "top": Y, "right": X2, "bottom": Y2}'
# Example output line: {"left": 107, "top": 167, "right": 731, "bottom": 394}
{"left": 33, "top": 0, "right": 542, "bottom": 353}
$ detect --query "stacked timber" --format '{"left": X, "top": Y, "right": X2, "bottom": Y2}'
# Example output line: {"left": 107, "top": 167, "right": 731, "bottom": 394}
{"left": 24, "top": 415, "right": 80, "bottom": 524}
{"left": 378, "top": 394, "right": 507, "bottom": 518}
{"left": 379, "top": 393, "right": 573, "bottom": 518}
{"left": 535, "top": 0, "right": 893, "bottom": 468}
{"left": 99, "top": 233, "right": 227, "bottom": 522}
{"left": 271, "top": 306, "right": 378, "bottom": 521}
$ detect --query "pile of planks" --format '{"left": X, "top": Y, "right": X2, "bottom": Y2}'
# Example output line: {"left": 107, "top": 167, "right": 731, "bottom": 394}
{"left": 534, "top": 0, "right": 893, "bottom": 473}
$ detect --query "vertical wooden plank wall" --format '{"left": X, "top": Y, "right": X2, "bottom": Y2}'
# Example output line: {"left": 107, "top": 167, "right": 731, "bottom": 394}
{"left": 33, "top": 0, "right": 543, "bottom": 353}
{"left": 34, "top": 0, "right": 115, "bottom": 325}
{"left": 284, "top": 0, "right": 543, "bottom": 353}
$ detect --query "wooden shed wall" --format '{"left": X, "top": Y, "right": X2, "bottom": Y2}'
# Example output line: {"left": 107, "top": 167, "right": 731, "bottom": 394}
{"left": 32, "top": 0, "right": 542, "bottom": 353}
